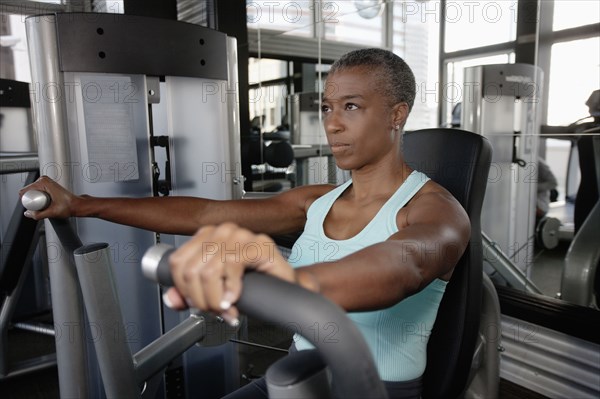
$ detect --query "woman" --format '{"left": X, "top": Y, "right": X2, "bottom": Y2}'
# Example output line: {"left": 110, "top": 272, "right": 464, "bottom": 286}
{"left": 21, "top": 48, "right": 470, "bottom": 398}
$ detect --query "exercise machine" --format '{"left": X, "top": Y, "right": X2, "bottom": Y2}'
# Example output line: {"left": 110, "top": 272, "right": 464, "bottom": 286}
{"left": 462, "top": 63, "right": 543, "bottom": 277}
{"left": 25, "top": 12, "right": 243, "bottom": 397}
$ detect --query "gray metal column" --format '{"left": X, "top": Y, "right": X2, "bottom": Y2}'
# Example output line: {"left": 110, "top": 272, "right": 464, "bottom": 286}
{"left": 462, "top": 64, "right": 543, "bottom": 276}
{"left": 25, "top": 14, "right": 90, "bottom": 397}
{"left": 73, "top": 244, "right": 138, "bottom": 398}
{"left": 226, "top": 36, "right": 244, "bottom": 200}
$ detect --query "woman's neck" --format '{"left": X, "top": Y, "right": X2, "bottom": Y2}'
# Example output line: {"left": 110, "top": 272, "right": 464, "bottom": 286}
{"left": 347, "top": 160, "right": 413, "bottom": 202}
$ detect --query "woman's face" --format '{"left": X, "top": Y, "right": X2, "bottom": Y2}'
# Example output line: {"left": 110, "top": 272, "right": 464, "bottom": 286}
{"left": 322, "top": 66, "right": 407, "bottom": 171}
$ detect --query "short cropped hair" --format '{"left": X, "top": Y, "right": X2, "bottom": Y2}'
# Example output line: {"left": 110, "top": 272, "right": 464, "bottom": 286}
{"left": 328, "top": 48, "right": 416, "bottom": 112}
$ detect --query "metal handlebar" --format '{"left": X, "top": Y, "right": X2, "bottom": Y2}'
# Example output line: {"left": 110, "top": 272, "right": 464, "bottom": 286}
{"left": 21, "top": 189, "right": 51, "bottom": 211}
{"left": 141, "top": 243, "right": 388, "bottom": 399}
{"left": 21, "top": 190, "right": 82, "bottom": 253}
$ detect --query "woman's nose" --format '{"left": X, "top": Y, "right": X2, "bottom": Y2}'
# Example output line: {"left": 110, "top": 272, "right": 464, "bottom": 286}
{"left": 324, "top": 110, "right": 343, "bottom": 135}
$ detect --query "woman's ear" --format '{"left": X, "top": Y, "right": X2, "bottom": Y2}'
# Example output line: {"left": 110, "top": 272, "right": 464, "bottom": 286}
{"left": 392, "top": 102, "right": 410, "bottom": 130}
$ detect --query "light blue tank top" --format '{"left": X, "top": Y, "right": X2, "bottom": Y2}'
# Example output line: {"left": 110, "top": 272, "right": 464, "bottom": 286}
{"left": 288, "top": 170, "right": 447, "bottom": 382}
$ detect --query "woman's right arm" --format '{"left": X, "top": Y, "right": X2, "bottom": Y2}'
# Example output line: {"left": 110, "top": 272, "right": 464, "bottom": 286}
{"left": 19, "top": 176, "right": 332, "bottom": 236}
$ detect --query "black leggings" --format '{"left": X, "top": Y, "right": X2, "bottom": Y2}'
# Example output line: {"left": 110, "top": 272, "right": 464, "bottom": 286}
{"left": 222, "top": 375, "right": 423, "bottom": 399}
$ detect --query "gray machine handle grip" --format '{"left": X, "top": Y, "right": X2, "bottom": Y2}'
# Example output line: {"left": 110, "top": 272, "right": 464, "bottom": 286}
{"left": 141, "top": 243, "right": 176, "bottom": 286}
{"left": 21, "top": 189, "right": 51, "bottom": 211}
{"left": 21, "top": 189, "right": 83, "bottom": 252}
{"left": 141, "top": 244, "right": 388, "bottom": 399}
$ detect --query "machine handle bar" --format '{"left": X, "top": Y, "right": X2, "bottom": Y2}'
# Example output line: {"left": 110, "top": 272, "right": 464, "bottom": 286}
{"left": 21, "top": 189, "right": 51, "bottom": 211}
{"left": 21, "top": 189, "right": 82, "bottom": 253}
{"left": 141, "top": 243, "right": 388, "bottom": 399}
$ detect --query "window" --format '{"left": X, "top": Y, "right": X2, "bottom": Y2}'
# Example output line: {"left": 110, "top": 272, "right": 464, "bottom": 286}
{"left": 248, "top": 58, "right": 289, "bottom": 133}
{"left": 0, "top": 14, "right": 31, "bottom": 82}
{"left": 0, "top": 0, "right": 73, "bottom": 82}
{"left": 323, "top": 0, "right": 385, "bottom": 47}
{"left": 444, "top": 0, "right": 517, "bottom": 53}
{"left": 249, "top": 57, "right": 288, "bottom": 83}
{"left": 547, "top": 37, "right": 600, "bottom": 126}
{"left": 393, "top": 1, "right": 440, "bottom": 130}
{"left": 246, "top": 0, "right": 313, "bottom": 37}
{"left": 553, "top": 0, "right": 600, "bottom": 31}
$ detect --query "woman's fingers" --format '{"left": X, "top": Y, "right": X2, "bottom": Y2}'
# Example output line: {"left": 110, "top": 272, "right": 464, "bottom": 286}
{"left": 162, "top": 287, "right": 188, "bottom": 310}
{"left": 168, "top": 223, "right": 293, "bottom": 324}
{"left": 169, "top": 226, "right": 215, "bottom": 309}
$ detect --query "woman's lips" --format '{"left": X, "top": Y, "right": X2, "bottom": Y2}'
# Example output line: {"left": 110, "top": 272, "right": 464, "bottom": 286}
{"left": 330, "top": 142, "right": 350, "bottom": 153}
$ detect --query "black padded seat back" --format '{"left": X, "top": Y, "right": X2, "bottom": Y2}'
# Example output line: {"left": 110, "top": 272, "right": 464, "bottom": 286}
{"left": 403, "top": 128, "right": 492, "bottom": 398}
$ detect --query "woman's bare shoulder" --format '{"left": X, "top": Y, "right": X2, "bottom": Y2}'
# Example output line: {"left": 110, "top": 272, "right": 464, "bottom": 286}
{"left": 399, "top": 180, "right": 468, "bottom": 229}
{"left": 414, "top": 179, "right": 458, "bottom": 203}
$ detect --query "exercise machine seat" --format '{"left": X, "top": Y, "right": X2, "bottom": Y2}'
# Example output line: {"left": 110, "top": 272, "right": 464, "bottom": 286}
{"left": 561, "top": 134, "right": 600, "bottom": 307}
{"left": 403, "top": 128, "right": 492, "bottom": 398}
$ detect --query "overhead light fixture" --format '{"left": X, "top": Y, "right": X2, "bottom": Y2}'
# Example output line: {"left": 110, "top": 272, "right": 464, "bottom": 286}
{"left": 353, "top": 0, "right": 384, "bottom": 19}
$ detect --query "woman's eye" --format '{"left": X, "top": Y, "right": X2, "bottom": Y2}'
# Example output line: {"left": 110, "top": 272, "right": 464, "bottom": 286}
{"left": 345, "top": 103, "right": 358, "bottom": 110}
{"left": 321, "top": 105, "right": 331, "bottom": 113}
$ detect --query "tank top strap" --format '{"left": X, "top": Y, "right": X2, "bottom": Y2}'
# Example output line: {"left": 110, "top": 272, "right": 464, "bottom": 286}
{"left": 379, "top": 170, "right": 430, "bottom": 232}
